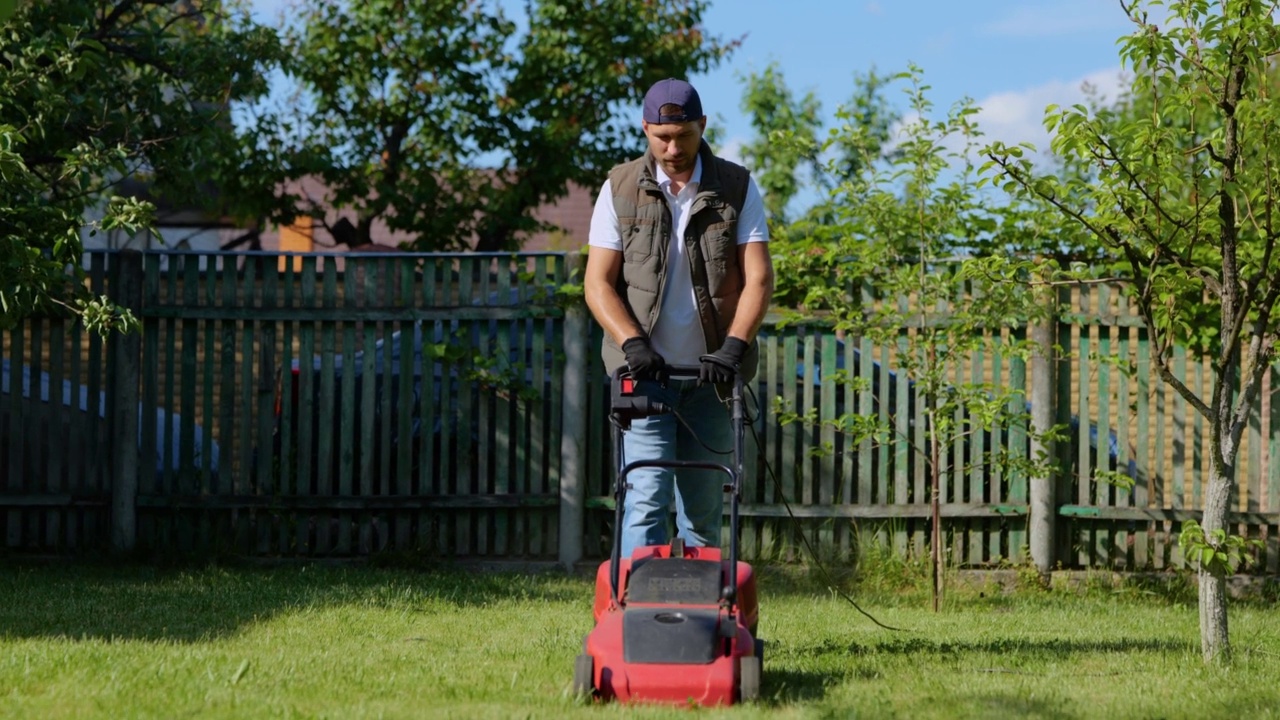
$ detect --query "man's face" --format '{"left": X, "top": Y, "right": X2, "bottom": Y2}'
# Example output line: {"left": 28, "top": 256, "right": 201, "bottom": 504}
{"left": 643, "top": 117, "right": 705, "bottom": 178}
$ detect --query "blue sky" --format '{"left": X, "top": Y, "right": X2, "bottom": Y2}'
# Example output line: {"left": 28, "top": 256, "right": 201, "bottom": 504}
{"left": 689, "top": 0, "right": 1138, "bottom": 161}
{"left": 248, "top": 0, "right": 1139, "bottom": 169}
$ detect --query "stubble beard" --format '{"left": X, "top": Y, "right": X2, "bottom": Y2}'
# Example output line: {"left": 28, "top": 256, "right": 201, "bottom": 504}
{"left": 662, "top": 154, "right": 694, "bottom": 178}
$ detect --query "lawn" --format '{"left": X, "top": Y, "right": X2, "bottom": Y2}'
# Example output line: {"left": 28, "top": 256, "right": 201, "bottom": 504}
{"left": 1, "top": 559, "right": 1278, "bottom": 719}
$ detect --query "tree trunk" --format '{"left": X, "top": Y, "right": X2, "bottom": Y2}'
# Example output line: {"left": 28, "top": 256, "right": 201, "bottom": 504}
{"left": 1198, "top": 562, "right": 1229, "bottom": 664}
{"left": 1199, "top": 435, "right": 1234, "bottom": 664}
{"left": 931, "top": 431, "right": 941, "bottom": 612}
{"left": 927, "top": 348, "right": 942, "bottom": 612}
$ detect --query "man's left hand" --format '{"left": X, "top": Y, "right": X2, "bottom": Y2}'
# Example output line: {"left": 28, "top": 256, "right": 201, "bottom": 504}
{"left": 699, "top": 337, "right": 749, "bottom": 385}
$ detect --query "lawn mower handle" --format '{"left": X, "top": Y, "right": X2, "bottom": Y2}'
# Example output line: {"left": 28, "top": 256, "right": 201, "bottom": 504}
{"left": 656, "top": 364, "right": 704, "bottom": 380}
{"left": 607, "top": 367, "right": 746, "bottom": 612}
{"left": 609, "top": 365, "right": 724, "bottom": 423}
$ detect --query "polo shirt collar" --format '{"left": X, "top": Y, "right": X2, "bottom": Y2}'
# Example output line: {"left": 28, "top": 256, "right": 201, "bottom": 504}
{"left": 654, "top": 154, "right": 702, "bottom": 193}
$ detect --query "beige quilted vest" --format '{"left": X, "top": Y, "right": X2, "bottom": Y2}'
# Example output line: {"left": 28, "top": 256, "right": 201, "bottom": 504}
{"left": 600, "top": 141, "right": 759, "bottom": 380}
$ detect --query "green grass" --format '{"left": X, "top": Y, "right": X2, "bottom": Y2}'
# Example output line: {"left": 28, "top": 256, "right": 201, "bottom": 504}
{"left": 1, "top": 559, "right": 1278, "bottom": 719}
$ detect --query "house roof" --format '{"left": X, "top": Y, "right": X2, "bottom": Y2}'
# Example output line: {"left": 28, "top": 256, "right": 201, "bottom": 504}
{"left": 257, "top": 175, "right": 598, "bottom": 254}
{"left": 523, "top": 181, "right": 597, "bottom": 253}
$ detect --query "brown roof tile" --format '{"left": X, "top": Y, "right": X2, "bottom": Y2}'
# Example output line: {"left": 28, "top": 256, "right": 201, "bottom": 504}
{"left": 257, "top": 176, "right": 596, "bottom": 254}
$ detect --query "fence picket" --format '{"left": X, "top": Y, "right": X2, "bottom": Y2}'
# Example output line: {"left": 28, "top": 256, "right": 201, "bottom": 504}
{"left": 819, "top": 333, "right": 836, "bottom": 555}
{"left": 1096, "top": 295, "right": 1114, "bottom": 566}
{"left": 989, "top": 342, "right": 1005, "bottom": 563}
{"left": 296, "top": 258, "right": 317, "bottom": 553}
{"left": 278, "top": 258, "right": 296, "bottom": 553}
{"left": 1135, "top": 326, "right": 1152, "bottom": 568}
{"left": 395, "top": 259, "right": 415, "bottom": 549}
{"left": 476, "top": 292, "right": 493, "bottom": 557}
{"left": 1264, "top": 363, "right": 1274, "bottom": 571}
{"left": 1152, "top": 340, "right": 1172, "bottom": 566}
{"left": 316, "top": 259, "right": 338, "bottom": 553}
{"left": 46, "top": 321, "right": 64, "bottom": 546}
{"left": 1008, "top": 332, "right": 1028, "bottom": 564}
{"left": 838, "top": 338, "right": 856, "bottom": 558}
{"left": 1076, "top": 285, "right": 1093, "bottom": 566}
{"left": 968, "top": 345, "right": 985, "bottom": 565}
{"left": 6, "top": 326, "right": 24, "bottom": 547}
{"left": 780, "top": 332, "right": 798, "bottom": 559}
{"left": 360, "top": 260, "right": 380, "bottom": 553}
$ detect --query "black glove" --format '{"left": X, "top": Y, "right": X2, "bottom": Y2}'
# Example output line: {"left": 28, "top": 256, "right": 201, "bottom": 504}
{"left": 699, "top": 336, "right": 749, "bottom": 385}
{"left": 622, "top": 336, "right": 666, "bottom": 381}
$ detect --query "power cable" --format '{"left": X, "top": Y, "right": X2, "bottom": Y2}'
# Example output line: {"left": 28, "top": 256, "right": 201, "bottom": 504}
{"left": 741, "top": 382, "right": 910, "bottom": 632}
{"left": 645, "top": 380, "right": 910, "bottom": 632}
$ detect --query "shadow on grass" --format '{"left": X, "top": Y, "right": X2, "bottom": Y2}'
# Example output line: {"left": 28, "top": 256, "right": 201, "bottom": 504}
{"left": 962, "top": 692, "right": 1081, "bottom": 720}
{"left": 759, "top": 667, "right": 837, "bottom": 704}
{"left": 754, "top": 636, "right": 1196, "bottom": 709}
{"left": 753, "top": 560, "right": 1280, "bottom": 611}
{"left": 0, "top": 561, "right": 591, "bottom": 644}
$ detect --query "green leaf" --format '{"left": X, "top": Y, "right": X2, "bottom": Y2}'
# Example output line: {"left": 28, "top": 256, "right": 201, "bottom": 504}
{"left": 1199, "top": 547, "right": 1215, "bottom": 568}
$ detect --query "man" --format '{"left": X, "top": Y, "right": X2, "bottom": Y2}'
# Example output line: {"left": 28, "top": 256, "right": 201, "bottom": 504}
{"left": 584, "top": 77, "right": 774, "bottom": 558}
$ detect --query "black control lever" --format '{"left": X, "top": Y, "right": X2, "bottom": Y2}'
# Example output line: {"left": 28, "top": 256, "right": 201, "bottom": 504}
{"left": 611, "top": 395, "right": 670, "bottom": 421}
{"left": 610, "top": 370, "right": 672, "bottom": 426}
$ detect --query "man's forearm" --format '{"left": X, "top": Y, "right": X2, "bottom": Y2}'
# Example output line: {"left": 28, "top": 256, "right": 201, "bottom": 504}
{"left": 727, "top": 279, "right": 772, "bottom": 343}
{"left": 726, "top": 244, "right": 775, "bottom": 343}
{"left": 585, "top": 280, "right": 644, "bottom": 346}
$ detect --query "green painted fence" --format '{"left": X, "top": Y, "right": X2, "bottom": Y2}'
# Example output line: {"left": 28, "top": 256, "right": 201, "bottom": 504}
{"left": 1, "top": 250, "right": 1277, "bottom": 573}
{"left": 1058, "top": 283, "right": 1280, "bottom": 573}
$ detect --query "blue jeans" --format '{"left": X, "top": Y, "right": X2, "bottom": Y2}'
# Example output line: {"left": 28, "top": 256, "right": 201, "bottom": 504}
{"left": 618, "top": 377, "right": 734, "bottom": 557}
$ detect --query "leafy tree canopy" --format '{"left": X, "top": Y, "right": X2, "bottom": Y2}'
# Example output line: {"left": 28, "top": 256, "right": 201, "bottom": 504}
{"left": 243, "top": 0, "right": 736, "bottom": 252}
{"left": 984, "top": 0, "right": 1280, "bottom": 664}
{"left": 0, "top": 0, "right": 282, "bottom": 331}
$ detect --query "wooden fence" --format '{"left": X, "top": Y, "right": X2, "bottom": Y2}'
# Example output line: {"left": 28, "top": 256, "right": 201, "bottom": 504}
{"left": 1, "top": 250, "right": 1277, "bottom": 572}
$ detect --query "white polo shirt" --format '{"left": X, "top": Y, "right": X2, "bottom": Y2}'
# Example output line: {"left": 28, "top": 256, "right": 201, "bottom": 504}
{"left": 589, "top": 156, "right": 769, "bottom": 366}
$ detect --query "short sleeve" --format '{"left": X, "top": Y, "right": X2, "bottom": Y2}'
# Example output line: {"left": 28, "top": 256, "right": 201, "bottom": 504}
{"left": 587, "top": 179, "right": 622, "bottom": 252}
{"left": 737, "top": 176, "right": 769, "bottom": 245}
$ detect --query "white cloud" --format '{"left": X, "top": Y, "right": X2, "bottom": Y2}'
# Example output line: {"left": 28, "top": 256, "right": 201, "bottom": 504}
{"left": 865, "top": 1, "right": 883, "bottom": 16}
{"left": 875, "top": 66, "right": 1129, "bottom": 172}
{"left": 716, "top": 136, "right": 748, "bottom": 166}
{"left": 983, "top": 2, "right": 1133, "bottom": 38}
{"left": 973, "top": 66, "right": 1128, "bottom": 151}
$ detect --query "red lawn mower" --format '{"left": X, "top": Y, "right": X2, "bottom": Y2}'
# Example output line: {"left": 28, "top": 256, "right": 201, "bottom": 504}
{"left": 573, "top": 367, "right": 762, "bottom": 706}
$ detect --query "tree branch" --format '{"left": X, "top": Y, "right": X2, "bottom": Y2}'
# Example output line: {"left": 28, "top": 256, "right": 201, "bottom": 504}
{"left": 1086, "top": 125, "right": 1192, "bottom": 236}
{"left": 99, "top": 41, "right": 179, "bottom": 77}
{"left": 96, "top": 0, "right": 140, "bottom": 38}
{"left": 984, "top": 154, "right": 1110, "bottom": 243}
{"left": 1124, "top": 242, "right": 1214, "bottom": 418}
{"left": 1229, "top": 336, "right": 1272, "bottom": 457}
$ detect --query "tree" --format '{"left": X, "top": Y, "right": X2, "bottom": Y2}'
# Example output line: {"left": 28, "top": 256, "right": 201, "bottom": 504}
{"left": 0, "top": 0, "right": 282, "bottom": 331}
{"left": 738, "top": 66, "right": 903, "bottom": 310}
{"left": 984, "top": 0, "right": 1280, "bottom": 664}
{"left": 247, "top": 0, "right": 736, "bottom": 252}
{"left": 820, "top": 67, "right": 901, "bottom": 196}
{"left": 737, "top": 62, "right": 822, "bottom": 227}
{"left": 773, "top": 67, "right": 1056, "bottom": 609}
{"left": 736, "top": 65, "right": 900, "bottom": 228}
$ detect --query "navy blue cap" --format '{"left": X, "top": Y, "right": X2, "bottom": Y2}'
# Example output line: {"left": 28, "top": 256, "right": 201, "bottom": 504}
{"left": 642, "top": 78, "right": 704, "bottom": 123}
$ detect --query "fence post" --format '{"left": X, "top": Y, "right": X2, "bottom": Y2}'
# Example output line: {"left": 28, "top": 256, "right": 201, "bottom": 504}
{"left": 558, "top": 252, "right": 588, "bottom": 572}
{"left": 1028, "top": 289, "right": 1058, "bottom": 576}
{"left": 110, "top": 249, "right": 144, "bottom": 554}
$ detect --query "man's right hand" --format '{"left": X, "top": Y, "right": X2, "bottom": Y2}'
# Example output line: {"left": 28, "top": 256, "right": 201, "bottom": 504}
{"left": 622, "top": 336, "right": 666, "bottom": 381}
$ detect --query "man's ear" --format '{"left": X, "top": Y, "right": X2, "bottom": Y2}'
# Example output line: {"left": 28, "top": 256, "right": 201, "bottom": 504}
{"left": 698, "top": 117, "right": 707, "bottom": 133}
